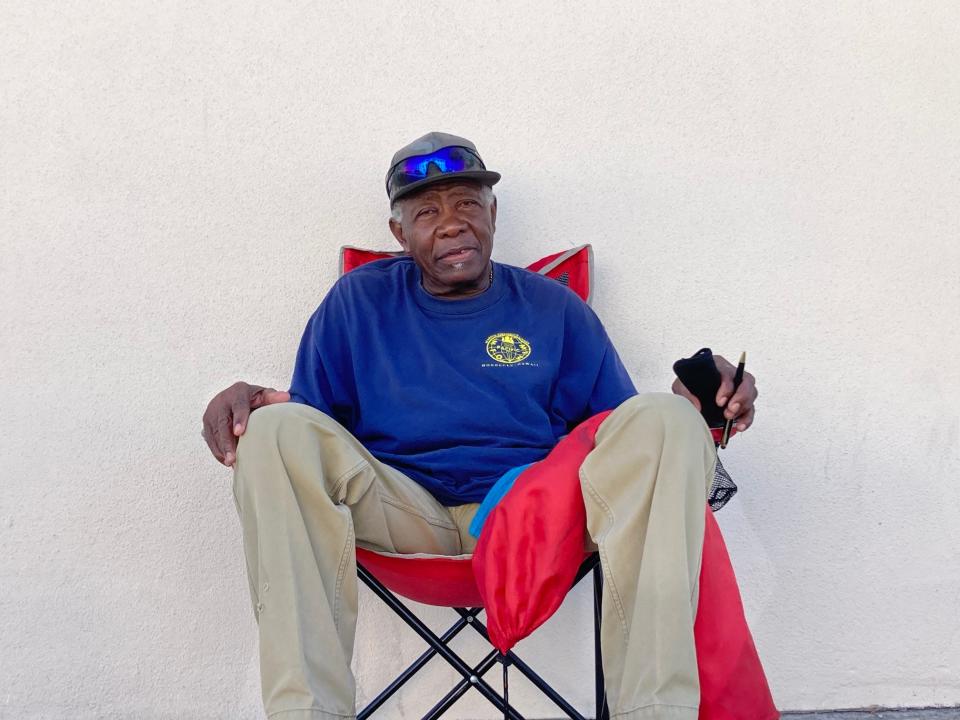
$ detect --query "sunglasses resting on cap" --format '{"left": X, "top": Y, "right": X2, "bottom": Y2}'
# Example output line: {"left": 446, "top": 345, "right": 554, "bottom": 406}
{"left": 386, "top": 132, "right": 501, "bottom": 203}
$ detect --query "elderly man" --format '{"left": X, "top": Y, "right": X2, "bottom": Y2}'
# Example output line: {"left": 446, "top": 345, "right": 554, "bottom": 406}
{"left": 203, "top": 132, "right": 758, "bottom": 720}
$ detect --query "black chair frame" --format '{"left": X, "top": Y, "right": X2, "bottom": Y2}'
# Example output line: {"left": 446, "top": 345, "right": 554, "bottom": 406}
{"left": 357, "top": 554, "right": 610, "bottom": 720}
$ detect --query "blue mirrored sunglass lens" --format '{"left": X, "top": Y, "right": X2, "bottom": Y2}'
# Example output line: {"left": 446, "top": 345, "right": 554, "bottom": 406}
{"left": 395, "top": 147, "right": 477, "bottom": 178}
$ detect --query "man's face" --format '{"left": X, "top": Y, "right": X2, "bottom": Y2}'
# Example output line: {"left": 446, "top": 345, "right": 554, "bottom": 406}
{"left": 388, "top": 181, "right": 497, "bottom": 299}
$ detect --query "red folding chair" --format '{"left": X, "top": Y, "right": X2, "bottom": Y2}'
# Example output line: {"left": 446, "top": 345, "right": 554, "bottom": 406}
{"left": 340, "top": 245, "right": 777, "bottom": 720}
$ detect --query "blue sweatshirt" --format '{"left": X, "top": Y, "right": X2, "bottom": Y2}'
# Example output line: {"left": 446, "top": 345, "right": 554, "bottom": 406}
{"left": 289, "top": 257, "right": 636, "bottom": 505}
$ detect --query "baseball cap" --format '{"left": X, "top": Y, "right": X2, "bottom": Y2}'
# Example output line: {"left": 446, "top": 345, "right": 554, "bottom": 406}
{"left": 385, "top": 131, "right": 501, "bottom": 203}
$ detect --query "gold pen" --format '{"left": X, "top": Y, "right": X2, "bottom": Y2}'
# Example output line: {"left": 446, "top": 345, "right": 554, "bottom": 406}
{"left": 720, "top": 351, "right": 746, "bottom": 449}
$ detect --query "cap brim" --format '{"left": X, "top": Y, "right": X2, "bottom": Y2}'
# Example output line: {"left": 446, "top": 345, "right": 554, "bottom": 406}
{"left": 390, "top": 170, "right": 501, "bottom": 203}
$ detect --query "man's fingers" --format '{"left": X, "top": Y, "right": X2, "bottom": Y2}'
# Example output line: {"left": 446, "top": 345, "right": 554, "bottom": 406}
{"left": 201, "top": 422, "right": 226, "bottom": 464}
{"left": 237, "top": 387, "right": 290, "bottom": 437}
{"left": 716, "top": 374, "right": 734, "bottom": 408}
{"left": 735, "top": 405, "right": 755, "bottom": 432}
{"left": 724, "top": 373, "right": 757, "bottom": 420}
{"left": 251, "top": 387, "right": 290, "bottom": 409}
{"left": 715, "top": 351, "right": 753, "bottom": 410}
{"left": 201, "top": 382, "right": 288, "bottom": 466}
{"left": 671, "top": 378, "right": 701, "bottom": 412}
{"left": 214, "top": 415, "right": 239, "bottom": 466}
{"left": 232, "top": 392, "right": 252, "bottom": 437}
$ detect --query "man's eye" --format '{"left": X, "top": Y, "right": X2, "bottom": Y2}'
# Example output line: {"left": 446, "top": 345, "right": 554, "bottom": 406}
{"left": 416, "top": 208, "right": 437, "bottom": 218}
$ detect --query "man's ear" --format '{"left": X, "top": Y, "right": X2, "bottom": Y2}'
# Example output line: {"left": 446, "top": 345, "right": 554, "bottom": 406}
{"left": 389, "top": 217, "right": 408, "bottom": 251}
{"left": 490, "top": 195, "right": 497, "bottom": 232}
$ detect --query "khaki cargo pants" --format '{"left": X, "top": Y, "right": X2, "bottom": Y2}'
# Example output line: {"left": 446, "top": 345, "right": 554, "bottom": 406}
{"left": 233, "top": 392, "right": 716, "bottom": 720}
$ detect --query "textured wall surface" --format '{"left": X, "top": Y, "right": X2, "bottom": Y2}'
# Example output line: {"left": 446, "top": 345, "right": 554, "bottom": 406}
{"left": 2, "top": 2, "right": 959, "bottom": 718}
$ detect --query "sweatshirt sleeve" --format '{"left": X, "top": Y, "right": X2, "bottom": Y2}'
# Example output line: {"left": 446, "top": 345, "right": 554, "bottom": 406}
{"left": 553, "top": 294, "right": 637, "bottom": 429}
{"left": 288, "top": 284, "right": 359, "bottom": 430}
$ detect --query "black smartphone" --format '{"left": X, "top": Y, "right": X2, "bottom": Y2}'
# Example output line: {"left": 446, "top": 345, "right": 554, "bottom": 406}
{"left": 672, "top": 348, "right": 725, "bottom": 428}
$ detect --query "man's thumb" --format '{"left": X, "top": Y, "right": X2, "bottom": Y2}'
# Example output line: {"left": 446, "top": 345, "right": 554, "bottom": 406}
{"left": 264, "top": 390, "right": 291, "bottom": 405}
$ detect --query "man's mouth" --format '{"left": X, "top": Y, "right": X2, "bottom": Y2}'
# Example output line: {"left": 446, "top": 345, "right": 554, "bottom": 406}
{"left": 438, "top": 247, "right": 478, "bottom": 264}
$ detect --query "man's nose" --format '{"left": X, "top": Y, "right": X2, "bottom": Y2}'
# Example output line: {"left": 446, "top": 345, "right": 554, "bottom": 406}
{"left": 436, "top": 205, "right": 467, "bottom": 238}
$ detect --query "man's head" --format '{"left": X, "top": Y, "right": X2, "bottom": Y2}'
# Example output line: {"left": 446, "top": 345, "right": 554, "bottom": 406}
{"left": 386, "top": 133, "right": 500, "bottom": 299}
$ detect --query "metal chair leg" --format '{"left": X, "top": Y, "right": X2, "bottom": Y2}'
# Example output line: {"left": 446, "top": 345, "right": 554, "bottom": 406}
{"left": 452, "top": 607, "right": 588, "bottom": 720}
{"left": 358, "top": 608, "right": 481, "bottom": 719}
{"left": 358, "top": 563, "right": 524, "bottom": 719}
{"left": 359, "top": 553, "right": 607, "bottom": 719}
{"left": 420, "top": 649, "right": 506, "bottom": 720}
{"left": 593, "top": 562, "right": 609, "bottom": 720}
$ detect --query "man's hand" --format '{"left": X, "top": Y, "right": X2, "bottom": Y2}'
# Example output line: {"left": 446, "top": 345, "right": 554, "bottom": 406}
{"left": 202, "top": 382, "right": 290, "bottom": 466}
{"left": 671, "top": 354, "right": 758, "bottom": 432}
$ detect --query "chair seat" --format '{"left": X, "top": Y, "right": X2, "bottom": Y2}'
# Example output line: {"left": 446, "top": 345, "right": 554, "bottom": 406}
{"left": 356, "top": 548, "right": 484, "bottom": 607}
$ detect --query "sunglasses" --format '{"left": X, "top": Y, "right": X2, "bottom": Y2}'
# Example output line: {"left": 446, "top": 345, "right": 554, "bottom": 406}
{"left": 386, "top": 146, "right": 487, "bottom": 198}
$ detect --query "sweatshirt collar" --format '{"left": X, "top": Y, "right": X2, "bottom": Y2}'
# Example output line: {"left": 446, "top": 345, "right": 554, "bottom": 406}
{"left": 413, "top": 261, "right": 505, "bottom": 315}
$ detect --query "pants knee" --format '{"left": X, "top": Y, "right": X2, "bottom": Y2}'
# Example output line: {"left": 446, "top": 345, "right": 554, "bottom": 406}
{"left": 237, "top": 402, "right": 293, "bottom": 457}
{"left": 236, "top": 402, "right": 343, "bottom": 464}
{"left": 616, "top": 393, "right": 709, "bottom": 438}
{"left": 235, "top": 402, "right": 362, "bottom": 501}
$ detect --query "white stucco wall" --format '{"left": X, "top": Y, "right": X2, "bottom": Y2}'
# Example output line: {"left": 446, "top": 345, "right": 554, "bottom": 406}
{"left": 2, "top": 2, "right": 959, "bottom": 718}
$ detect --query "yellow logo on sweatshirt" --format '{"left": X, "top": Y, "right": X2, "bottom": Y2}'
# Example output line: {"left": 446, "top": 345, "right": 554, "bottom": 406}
{"left": 485, "top": 333, "right": 532, "bottom": 364}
